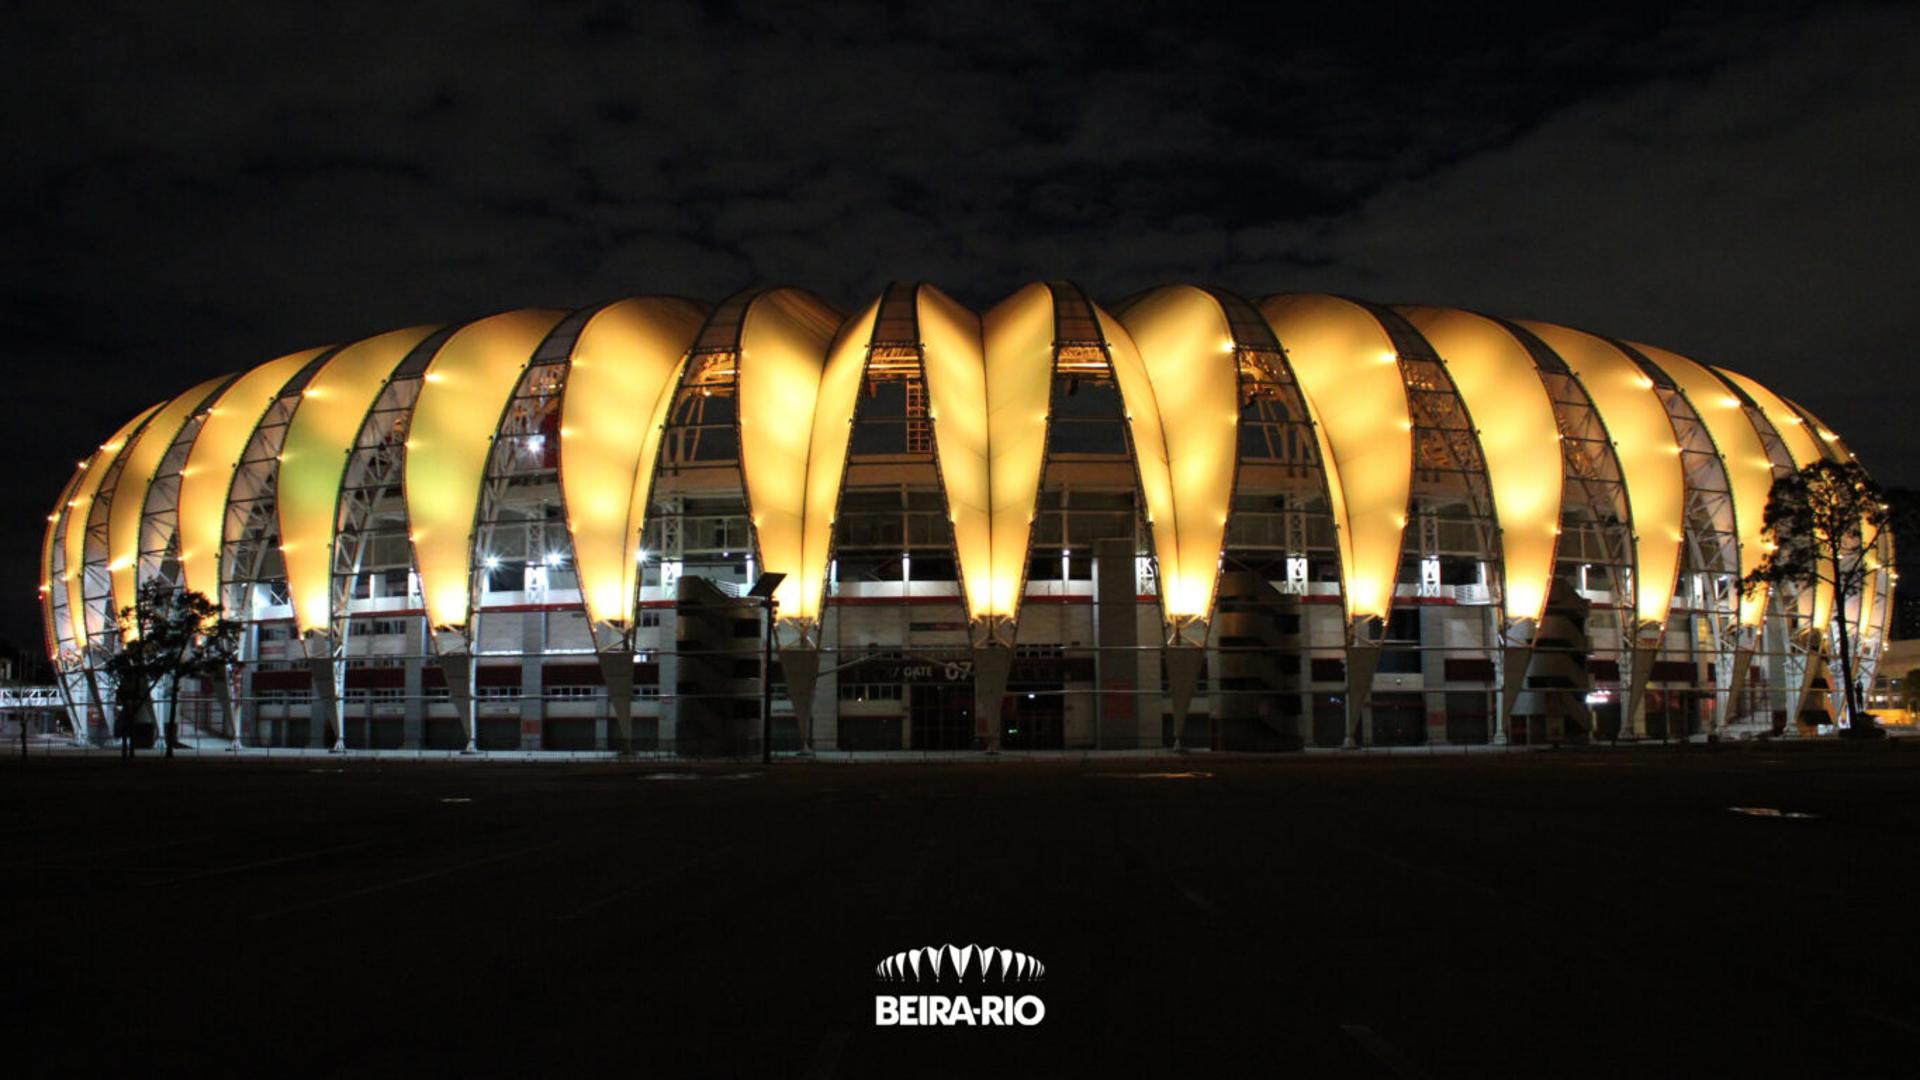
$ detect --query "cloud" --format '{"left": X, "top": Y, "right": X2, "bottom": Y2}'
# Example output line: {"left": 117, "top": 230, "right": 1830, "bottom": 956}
{"left": 1231, "top": 4, "right": 1920, "bottom": 476}
{"left": 0, "top": 2, "right": 1912, "bottom": 646}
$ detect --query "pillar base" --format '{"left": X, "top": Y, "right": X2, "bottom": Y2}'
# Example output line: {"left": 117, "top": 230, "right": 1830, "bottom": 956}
{"left": 1343, "top": 645, "right": 1381, "bottom": 748}
{"left": 780, "top": 646, "right": 821, "bottom": 753}
{"left": 597, "top": 647, "right": 635, "bottom": 752}
{"left": 972, "top": 645, "right": 1013, "bottom": 753}
{"left": 1499, "top": 644, "right": 1533, "bottom": 743}
{"left": 1165, "top": 645, "right": 1205, "bottom": 750}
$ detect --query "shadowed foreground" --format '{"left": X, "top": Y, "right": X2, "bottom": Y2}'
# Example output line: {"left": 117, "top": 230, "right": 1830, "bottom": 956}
{"left": 3, "top": 747, "right": 1917, "bottom": 1077}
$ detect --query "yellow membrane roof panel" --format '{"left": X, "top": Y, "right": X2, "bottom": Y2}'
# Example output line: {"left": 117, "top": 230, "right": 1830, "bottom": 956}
{"left": 177, "top": 348, "right": 329, "bottom": 604}
{"left": 63, "top": 403, "right": 164, "bottom": 651}
{"left": 1788, "top": 398, "right": 1882, "bottom": 636}
{"left": 1520, "top": 321, "right": 1685, "bottom": 628}
{"left": 1399, "top": 306, "right": 1563, "bottom": 625}
{"left": 106, "top": 375, "right": 233, "bottom": 632}
{"left": 40, "top": 462, "right": 90, "bottom": 656}
{"left": 1633, "top": 342, "right": 1776, "bottom": 626}
{"left": 278, "top": 326, "right": 439, "bottom": 632}
{"left": 1259, "top": 294, "right": 1412, "bottom": 621}
{"left": 734, "top": 290, "right": 845, "bottom": 617}
{"left": 406, "top": 309, "right": 567, "bottom": 629}
{"left": 795, "top": 296, "right": 879, "bottom": 622}
{"left": 1092, "top": 306, "right": 1178, "bottom": 609}
{"left": 558, "top": 298, "right": 705, "bottom": 625}
{"left": 1715, "top": 368, "right": 1822, "bottom": 466}
{"left": 1111, "top": 285, "right": 1241, "bottom": 623}
{"left": 916, "top": 284, "right": 993, "bottom": 619}
{"left": 1712, "top": 368, "right": 1834, "bottom": 628}
{"left": 981, "top": 284, "right": 1059, "bottom": 621}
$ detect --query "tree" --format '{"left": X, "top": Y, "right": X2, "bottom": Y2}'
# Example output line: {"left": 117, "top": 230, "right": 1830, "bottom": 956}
{"left": 1901, "top": 667, "right": 1920, "bottom": 722}
{"left": 1741, "top": 460, "right": 1890, "bottom": 736}
{"left": 101, "top": 581, "right": 172, "bottom": 759}
{"left": 176, "top": 601, "right": 242, "bottom": 750}
{"left": 1887, "top": 487, "right": 1920, "bottom": 640}
{"left": 100, "top": 580, "right": 242, "bottom": 759}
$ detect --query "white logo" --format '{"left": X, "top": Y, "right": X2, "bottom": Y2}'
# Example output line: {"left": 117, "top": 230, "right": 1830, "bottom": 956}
{"left": 873, "top": 944, "right": 1046, "bottom": 1027}
{"left": 875, "top": 944, "right": 1045, "bottom": 982}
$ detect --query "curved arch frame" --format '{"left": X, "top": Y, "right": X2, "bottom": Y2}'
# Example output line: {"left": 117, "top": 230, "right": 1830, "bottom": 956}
{"left": 1608, "top": 339, "right": 1743, "bottom": 738}
{"left": 552, "top": 297, "right": 708, "bottom": 631}
{"left": 1484, "top": 316, "right": 1639, "bottom": 738}
{"left": 1117, "top": 285, "right": 1348, "bottom": 745}
{"left": 1256, "top": 294, "right": 1416, "bottom": 634}
{"left": 46, "top": 287, "right": 1879, "bottom": 754}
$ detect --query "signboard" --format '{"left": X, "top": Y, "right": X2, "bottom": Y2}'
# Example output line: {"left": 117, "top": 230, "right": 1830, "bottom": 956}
{"left": 863, "top": 656, "right": 975, "bottom": 683}
{"left": 846, "top": 652, "right": 1093, "bottom": 685}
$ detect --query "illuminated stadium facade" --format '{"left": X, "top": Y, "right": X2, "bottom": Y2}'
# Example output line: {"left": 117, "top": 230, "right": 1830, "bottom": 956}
{"left": 40, "top": 284, "right": 1894, "bottom": 753}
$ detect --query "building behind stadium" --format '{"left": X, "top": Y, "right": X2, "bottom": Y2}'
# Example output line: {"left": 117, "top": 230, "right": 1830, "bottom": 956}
{"left": 39, "top": 284, "right": 1894, "bottom": 753}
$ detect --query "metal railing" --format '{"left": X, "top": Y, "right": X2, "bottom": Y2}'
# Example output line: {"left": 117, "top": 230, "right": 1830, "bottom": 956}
{"left": 0, "top": 686, "right": 63, "bottom": 711}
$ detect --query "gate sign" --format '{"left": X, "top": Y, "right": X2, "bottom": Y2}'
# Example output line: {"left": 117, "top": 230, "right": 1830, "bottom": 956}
{"left": 862, "top": 655, "right": 975, "bottom": 683}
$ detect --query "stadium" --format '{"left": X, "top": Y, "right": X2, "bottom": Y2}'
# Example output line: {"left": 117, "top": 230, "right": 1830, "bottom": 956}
{"left": 38, "top": 283, "right": 1893, "bottom": 754}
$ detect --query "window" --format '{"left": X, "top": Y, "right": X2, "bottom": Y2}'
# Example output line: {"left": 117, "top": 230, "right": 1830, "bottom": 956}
{"left": 257, "top": 689, "right": 313, "bottom": 705}
{"left": 485, "top": 560, "right": 525, "bottom": 593}
{"left": 639, "top": 610, "right": 661, "bottom": 628}
{"left": 347, "top": 688, "right": 404, "bottom": 702}
{"left": 838, "top": 683, "right": 904, "bottom": 702}
{"left": 1026, "top": 549, "right": 1093, "bottom": 582}
{"left": 1309, "top": 657, "right": 1346, "bottom": 682}
{"left": 909, "top": 556, "right": 957, "bottom": 581}
{"left": 837, "top": 553, "right": 903, "bottom": 581}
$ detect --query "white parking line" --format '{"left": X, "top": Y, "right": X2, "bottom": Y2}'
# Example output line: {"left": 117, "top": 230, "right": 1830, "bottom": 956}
{"left": 1180, "top": 887, "right": 1218, "bottom": 918}
{"left": 1856, "top": 1007, "right": 1920, "bottom": 1035}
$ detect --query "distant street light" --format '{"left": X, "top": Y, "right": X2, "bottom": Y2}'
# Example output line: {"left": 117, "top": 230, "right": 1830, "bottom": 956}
{"left": 746, "top": 572, "right": 785, "bottom": 764}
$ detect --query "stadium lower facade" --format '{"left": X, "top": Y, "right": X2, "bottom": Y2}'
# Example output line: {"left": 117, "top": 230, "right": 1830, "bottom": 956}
{"left": 40, "top": 284, "right": 1893, "bottom": 754}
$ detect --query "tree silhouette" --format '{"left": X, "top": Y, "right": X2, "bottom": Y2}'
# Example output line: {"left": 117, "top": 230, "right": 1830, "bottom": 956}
{"left": 100, "top": 581, "right": 243, "bottom": 758}
{"left": 1741, "top": 460, "right": 1889, "bottom": 735}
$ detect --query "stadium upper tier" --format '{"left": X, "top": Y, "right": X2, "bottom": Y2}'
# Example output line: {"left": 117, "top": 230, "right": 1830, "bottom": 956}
{"left": 40, "top": 283, "right": 1887, "bottom": 671}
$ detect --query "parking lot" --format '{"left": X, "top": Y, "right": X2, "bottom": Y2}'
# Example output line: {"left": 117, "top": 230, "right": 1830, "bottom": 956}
{"left": 3, "top": 745, "right": 1917, "bottom": 1077}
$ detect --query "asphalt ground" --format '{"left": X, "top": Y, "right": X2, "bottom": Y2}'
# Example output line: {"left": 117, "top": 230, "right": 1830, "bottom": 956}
{"left": 3, "top": 746, "right": 1917, "bottom": 1078}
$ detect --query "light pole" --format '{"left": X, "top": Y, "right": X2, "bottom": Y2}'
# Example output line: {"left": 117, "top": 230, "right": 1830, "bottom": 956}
{"left": 746, "top": 572, "right": 785, "bottom": 764}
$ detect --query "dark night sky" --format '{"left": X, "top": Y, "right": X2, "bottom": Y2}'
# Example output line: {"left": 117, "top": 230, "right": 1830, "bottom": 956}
{"left": 3, "top": 1, "right": 1916, "bottom": 657}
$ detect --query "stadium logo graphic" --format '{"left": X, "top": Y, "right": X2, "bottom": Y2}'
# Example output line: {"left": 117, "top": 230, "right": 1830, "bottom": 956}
{"left": 873, "top": 944, "right": 1046, "bottom": 1027}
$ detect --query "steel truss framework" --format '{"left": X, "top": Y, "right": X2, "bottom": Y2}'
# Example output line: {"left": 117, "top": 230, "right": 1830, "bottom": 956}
{"left": 39, "top": 283, "right": 1894, "bottom": 753}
